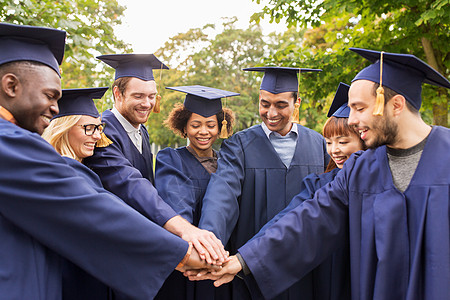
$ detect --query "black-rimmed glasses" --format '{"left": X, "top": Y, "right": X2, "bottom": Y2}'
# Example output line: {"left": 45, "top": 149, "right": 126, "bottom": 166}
{"left": 79, "top": 123, "right": 106, "bottom": 136}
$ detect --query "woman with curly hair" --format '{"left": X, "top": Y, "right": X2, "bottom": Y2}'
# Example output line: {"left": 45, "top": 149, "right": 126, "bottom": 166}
{"left": 154, "top": 85, "right": 238, "bottom": 300}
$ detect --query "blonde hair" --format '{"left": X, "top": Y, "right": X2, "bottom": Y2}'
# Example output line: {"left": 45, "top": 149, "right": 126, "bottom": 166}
{"left": 42, "top": 115, "right": 82, "bottom": 161}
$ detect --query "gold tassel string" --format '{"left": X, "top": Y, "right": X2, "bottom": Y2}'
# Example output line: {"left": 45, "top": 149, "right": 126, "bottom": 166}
{"left": 291, "top": 68, "right": 301, "bottom": 124}
{"left": 219, "top": 118, "right": 228, "bottom": 139}
{"left": 153, "top": 63, "right": 163, "bottom": 113}
{"left": 373, "top": 51, "right": 385, "bottom": 116}
{"left": 96, "top": 132, "right": 113, "bottom": 147}
{"left": 219, "top": 97, "right": 229, "bottom": 138}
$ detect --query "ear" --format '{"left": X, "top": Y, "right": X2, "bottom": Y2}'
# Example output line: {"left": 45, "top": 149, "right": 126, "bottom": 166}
{"left": 1, "top": 73, "right": 21, "bottom": 98}
{"left": 112, "top": 85, "right": 122, "bottom": 103}
{"left": 391, "top": 94, "right": 406, "bottom": 117}
{"left": 296, "top": 96, "right": 302, "bottom": 105}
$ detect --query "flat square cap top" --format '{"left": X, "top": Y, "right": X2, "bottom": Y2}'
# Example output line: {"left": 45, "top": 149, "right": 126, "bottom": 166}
{"left": 166, "top": 85, "right": 239, "bottom": 117}
{"left": 0, "top": 23, "right": 66, "bottom": 76}
{"left": 351, "top": 48, "right": 450, "bottom": 109}
{"left": 53, "top": 87, "right": 109, "bottom": 119}
{"left": 97, "top": 54, "right": 168, "bottom": 81}
{"left": 243, "top": 66, "right": 321, "bottom": 94}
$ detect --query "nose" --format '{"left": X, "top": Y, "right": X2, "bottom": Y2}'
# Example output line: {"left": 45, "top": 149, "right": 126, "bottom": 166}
{"left": 92, "top": 129, "right": 102, "bottom": 141}
{"left": 141, "top": 96, "right": 154, "bottom": 109}
{"left": 348, "top": 109, "right": 357, "bottom": 126}
{"left": 267, "top": 106, "right": 277, "bottom": 118}
{"left": 199, "top": 125, "right": 208, "bottom": 135}
{"left": 51, "top": 104, "right": 59, "bottom": 117}
{"left": 331, "top": 143, "right": 341, "bottom": 155}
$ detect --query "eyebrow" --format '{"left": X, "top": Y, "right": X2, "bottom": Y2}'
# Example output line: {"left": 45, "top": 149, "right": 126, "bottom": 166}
{"left": 260, "top": 99, "right": 289, "bottom": 104}
{"left": 349, "top": 100, "right": 365, "bottom": 107}
{"left": 49, "top": 89, "right": 62, "bottom": 100}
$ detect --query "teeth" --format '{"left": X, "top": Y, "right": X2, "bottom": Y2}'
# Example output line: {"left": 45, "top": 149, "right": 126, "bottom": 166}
{"left": 268, "top": 119, "right": 279, "bottom": 124}
{"left": 198, "top": 138, "right": 210, "bottom": 142}
{"left": 41, "top": 115, "right": 50, "bottom": 122}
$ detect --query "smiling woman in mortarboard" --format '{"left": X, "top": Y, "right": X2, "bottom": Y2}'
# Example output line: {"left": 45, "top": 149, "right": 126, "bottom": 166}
{"left": 43, "top": 87, "right": 110, "bottom": 162}
{"left": 198, "top": 48, "right": 450, "bottom": 300}
{"left": 154, "top": 85, "right": 237, "bottom": 300}
{"left": 42, "top": 87, "right": 116, "bottom": 300}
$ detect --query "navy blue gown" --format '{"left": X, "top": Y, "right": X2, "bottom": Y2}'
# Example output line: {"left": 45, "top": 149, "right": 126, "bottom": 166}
{"left": 198, "top": 124, "right": 329, "bottom": 300}
{"left": 154, "top": 147, "right": 231, "bottom": 300}
{"left": 0, "top": 118, "right": 188, "bottom": 300}
{"left": 239, "top": 126, "right": 449, "bottom": 300}
{"left": 61, "top": 157, "right": 112, "bottom": 300}
{"left": 251, "top": 168, "right": 351, "bottom": 300}
{"left": 84, "top": 109, "right": 177, "bottom": 226}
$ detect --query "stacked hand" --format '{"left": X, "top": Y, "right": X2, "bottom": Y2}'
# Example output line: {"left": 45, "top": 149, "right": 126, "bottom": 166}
{"left": 184, "top": 255, "right": 242, "bottom": 287}
{"left": 175, "top": 245, "right": 222, "bottom": 273}
{"left": 164, "top": 215, "right": 228, "bottom": 265}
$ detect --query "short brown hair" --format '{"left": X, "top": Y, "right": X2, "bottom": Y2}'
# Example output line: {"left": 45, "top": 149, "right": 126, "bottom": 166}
{"left": 164, "top": 103, "right": 235, "bottom": 138}
{"left": 112, "top": 77, "right": 133, "bottom": 100}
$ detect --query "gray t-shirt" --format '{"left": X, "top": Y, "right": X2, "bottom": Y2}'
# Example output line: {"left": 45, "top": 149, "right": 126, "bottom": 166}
{"left": 387, "top": 135, "right": 428, "bottom": 193}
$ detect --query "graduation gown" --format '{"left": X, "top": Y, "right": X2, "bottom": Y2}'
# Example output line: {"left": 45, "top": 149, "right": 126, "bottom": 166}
{"left": 84, "top": 109, "right": 177, "bottom": 226}
{"left": 239, "top": 126, "right": 449, "bottom": 300}
{"left": 0, "top": 119, "right": 188, "bottom": 300}
{"left": 199, "top": 124, "right": 329, "bottom": 299}
{"left": 154, "top": 147, "right": 231, "bottom": 300}
{"left": 250, "top": 168, "right": 351, "bottom": 300}
{"left": 61, "top": 157, "right": 112, "bottom": 300}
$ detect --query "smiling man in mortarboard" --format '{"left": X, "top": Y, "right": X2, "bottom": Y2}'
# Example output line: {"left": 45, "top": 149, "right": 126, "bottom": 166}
{"left": 195, "top": 48, "right": 450, "bottom": 300}
{"left": 0, "top": 23, "right": 214, "bottom": 300}
{"left": 84, "top": 54, "right": 227, "bottom": 275}
{"left": 197, "top": 66, "right": 330, "bottom": 299}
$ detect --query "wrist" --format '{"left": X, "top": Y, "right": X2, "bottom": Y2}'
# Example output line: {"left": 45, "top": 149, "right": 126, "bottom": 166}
{"left": 164, "top": 215, "right": 187, "bottom": 236}
{"left": 236, "top": 252, "right": 250, "bottom": 276}
{"left": 177, "top": 242, "right": 193, "bottom": 269}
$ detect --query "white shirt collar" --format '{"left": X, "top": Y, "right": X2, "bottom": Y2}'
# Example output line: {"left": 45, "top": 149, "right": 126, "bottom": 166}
{"left": 111, "top": 107, "right": 141, "bottom": 133}
{"left": 261, "top": 122, "right": 298, "bottom": 139}
{"left": 111, "top": 107, "right": 143, "bottom": 153}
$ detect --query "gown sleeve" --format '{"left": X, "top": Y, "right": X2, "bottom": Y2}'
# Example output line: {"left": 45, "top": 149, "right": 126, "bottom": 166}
{"left": 0, "top": 129, "right": 188, "bottom": 300}
{"left": 252, "top": 169, "right": 339, "bottom": 241}
{"left": 155, "top": 148, "right": 196, "bottom": 223}
{"left": 198, "top": 135, "right": 244, "bottom": 243}
{"left": 238, "top": 160, "right": 352, "bottom": 300}
{"left": 85, "top": 130, "right": 177, "bottom": 226}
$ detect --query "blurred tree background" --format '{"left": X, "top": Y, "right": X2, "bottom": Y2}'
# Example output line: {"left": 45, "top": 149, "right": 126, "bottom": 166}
{"left": 1, "top": 0, "right": 448, "bottom": 149}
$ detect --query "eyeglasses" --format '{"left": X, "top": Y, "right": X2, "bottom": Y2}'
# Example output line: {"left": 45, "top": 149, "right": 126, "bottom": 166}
{"left": 78, "top": 123, "right": 106, "bottom": 136}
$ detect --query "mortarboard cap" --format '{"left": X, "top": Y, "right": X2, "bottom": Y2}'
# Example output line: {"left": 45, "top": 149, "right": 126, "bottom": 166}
{"left": 97, "top": 54, "right": 168, "bottom": 81}
{"left": 166, "top": 85, "right": 239, "bottom": 118}
{"left": 350, "top": 48, "right": 450, "bottom": 110}
{"left": 53, "top": 87, "right": 109, "bottom": 119}
{"left": 243, "top": 66, "right": 322, "bottom": 94}
{"left": 327, "top": 83, "right": 350, "bottom": 118}
{"left": 0, "top": 23, "right": 66, "bottom": 76}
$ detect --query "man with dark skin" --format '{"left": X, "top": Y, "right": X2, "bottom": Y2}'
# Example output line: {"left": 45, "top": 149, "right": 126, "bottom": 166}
{"left": 0, "top": 22, "right": 215, "bottom": 300}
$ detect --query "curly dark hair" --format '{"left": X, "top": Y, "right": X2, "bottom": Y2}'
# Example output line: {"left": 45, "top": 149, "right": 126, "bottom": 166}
{"left": 164, "top": 103, "right": 235, "bottom": 138}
